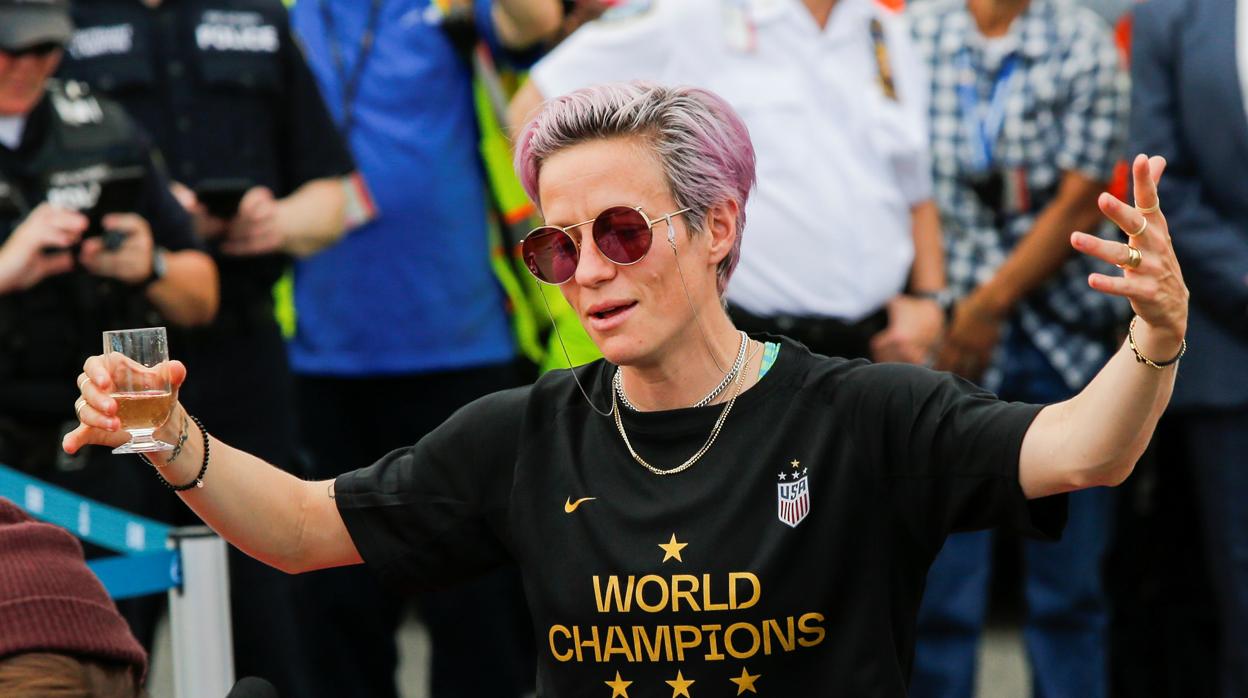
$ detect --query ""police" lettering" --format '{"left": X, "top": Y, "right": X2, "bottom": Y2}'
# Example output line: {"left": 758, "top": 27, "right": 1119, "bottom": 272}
{"left": 68, "top": 25, "right": 134, "bottom": 60}
{"left": 195, "top": 23, "right": 278, "bottom": 53}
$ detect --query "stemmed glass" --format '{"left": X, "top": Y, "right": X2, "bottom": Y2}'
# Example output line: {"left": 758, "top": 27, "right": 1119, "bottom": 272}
{"left": 102, "top": 327, "right": 176, "bottom": 454}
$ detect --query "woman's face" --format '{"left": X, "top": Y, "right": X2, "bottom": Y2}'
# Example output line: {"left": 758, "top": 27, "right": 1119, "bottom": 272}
{"left": 537, "top": 136, "right": 727, "bottom": 369}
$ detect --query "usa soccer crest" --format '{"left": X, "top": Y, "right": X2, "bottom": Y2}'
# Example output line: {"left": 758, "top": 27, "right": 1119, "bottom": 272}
{"left": 777, "top": 464, "right": 810, "bottom": 528}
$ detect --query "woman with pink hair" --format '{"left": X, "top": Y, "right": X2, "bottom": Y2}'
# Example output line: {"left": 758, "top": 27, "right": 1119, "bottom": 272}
{"left": 66, "top": 82, "right": 1187, "bottom": 696}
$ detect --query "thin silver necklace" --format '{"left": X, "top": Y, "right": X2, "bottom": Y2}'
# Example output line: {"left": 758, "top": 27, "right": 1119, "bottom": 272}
{"left": 612, "top": 344, "right": 750, "bottom": 476}
{"left": 614, "top": 331, "right": 749, "bottom": 412}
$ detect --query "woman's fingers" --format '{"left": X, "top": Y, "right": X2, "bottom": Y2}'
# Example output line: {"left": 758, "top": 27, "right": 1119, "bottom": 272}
{"left": 1087, "top": 272, "right": 1152, "bottom": 298}
{"left": 76, "top": 356, "right": 121, "bottom": 433}
{"left": 1070, "top": 232, "right": 1152, "bottom": 271}
{"left": 77, "top": 372, "right": 116, "bottom": 415}
{"left": 1097, "top": 191, "right": 1162, "bottom": 248}
{"left": 76, "top": 396, "right": 119, "bottom": 431}
{"left": 1147, "top": 155, "right": 1166, "bottom": 185}
{"left": 1132, "top": 153, "right": 1167, "bottom": 213}
{"left": 62, "top": 423, "right": 129, "bottom": 455}
{"left": 82, "top": 355, "right": 114, "bottom": 391}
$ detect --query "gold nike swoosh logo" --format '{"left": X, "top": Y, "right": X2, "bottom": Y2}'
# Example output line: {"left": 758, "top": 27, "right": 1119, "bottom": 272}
{"left": 564, "top": 497, "right": 597, "bottom": 513}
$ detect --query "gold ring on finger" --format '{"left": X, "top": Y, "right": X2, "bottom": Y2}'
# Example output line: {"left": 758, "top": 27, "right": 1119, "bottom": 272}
{"left": 1117, "top": 245, "right": 1143, "bottom": 270}
{"left": 74, "top": 397, "right": 87, "bottom": 421}
{"left": 1135, "top": 200, "right": 1160, "bottom": 215}
{"left": 77, "top": 374, "right": 90, "bottom": 391}
{"left": 1127, "top": 218, "right": 1148, "bottom": 238}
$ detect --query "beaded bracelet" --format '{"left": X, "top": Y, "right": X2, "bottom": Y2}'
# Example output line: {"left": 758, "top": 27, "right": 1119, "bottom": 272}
{"left": 1127, "top": 316, "right": 1187, "bottom": 369}
{"left": 140, "top": 414, "right": 210, "bottom": 491}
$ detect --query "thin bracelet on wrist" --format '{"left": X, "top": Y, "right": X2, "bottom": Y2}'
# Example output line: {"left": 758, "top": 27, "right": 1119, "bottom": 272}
{"left": 1127, "top": 316, "right": 1187, "bottom": 369}
{"left": 140, "top": 414, "right": 210, "bottom": 491}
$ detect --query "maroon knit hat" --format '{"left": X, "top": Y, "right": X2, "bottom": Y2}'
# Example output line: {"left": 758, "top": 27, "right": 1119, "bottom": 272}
{"left": 0, "top": 497, "right": 148, "bottom": 680}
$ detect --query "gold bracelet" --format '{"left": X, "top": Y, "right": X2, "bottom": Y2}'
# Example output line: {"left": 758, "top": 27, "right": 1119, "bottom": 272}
{"left": 1127, "top": 316, "right": 1186, "bottom": 369}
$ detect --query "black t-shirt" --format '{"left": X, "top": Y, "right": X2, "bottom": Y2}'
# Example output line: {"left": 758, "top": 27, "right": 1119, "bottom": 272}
{"left": 336, "top": 336, "right": 1065, "bottom": 697}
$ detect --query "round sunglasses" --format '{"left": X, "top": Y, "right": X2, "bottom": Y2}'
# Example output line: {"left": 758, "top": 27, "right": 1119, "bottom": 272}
{"left": 521, "top": 205, "right": 691, "bottom": 285}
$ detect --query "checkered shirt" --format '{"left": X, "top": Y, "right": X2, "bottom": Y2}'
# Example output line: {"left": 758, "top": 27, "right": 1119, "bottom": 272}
{"left": 909, "top": 0, "right": 1131, "bottom": 392}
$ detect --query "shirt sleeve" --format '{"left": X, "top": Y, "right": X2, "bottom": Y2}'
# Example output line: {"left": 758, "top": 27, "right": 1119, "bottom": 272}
{"left": 334, "top": 386, "right": 530, "bottom": 592}
{"left": 528, "top": 2, "right": 676, "bottom": 100}
{"left": 886, "top": 11, "right": 934, "bottom": 205}
{"left": 133, "top": 131, "right": 197, "bottom": 252}
{"left": 277, "top": 10, "right": 355, "bottom": 194}
{"left": 843, "top": 362, "right": 1065, "bottom": 550}
{"left": 474, "top": 0, "right": 548, "bottom": 69}
{"left": 1054, "top": 10, "right": 1128, "bottom": 182}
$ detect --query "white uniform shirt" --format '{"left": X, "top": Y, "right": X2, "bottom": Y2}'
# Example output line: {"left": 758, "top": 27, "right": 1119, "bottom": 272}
{"left": 530, "top": 0, "right": 932, "bottom": 320}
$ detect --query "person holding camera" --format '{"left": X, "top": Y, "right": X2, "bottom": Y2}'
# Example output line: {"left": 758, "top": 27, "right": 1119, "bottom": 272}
{"left": 56, "top": 0, "right": 356, "bottom": 692}
{"left": 0, "top": 0, "right": 218, "bottom": 662}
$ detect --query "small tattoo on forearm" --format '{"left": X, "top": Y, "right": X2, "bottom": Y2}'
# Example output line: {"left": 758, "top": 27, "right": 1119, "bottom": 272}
{"left": 327, "top": 482, "right": 336, "bottom": 500}
{"left": 168, "top": 413, "right": 190, "bottom": 464}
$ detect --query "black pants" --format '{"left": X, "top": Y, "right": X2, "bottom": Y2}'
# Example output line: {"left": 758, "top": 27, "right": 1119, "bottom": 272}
{"left": 728, "top": 305, "right": 887, "bottom": 361}
{"left": 1106, "top": 414, "right": 1222, "bottom": 698}
{"left": 295, "top": 363, "right": 535, "bottom": 698}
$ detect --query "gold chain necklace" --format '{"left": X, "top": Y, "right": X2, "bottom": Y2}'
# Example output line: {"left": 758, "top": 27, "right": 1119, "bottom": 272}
{"left": 612, "top": 341, "right": 752, "bottom": 476}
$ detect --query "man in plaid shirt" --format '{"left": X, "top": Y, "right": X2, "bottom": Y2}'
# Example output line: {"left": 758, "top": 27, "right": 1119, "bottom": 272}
{"left": 908, "top": 0, "right": 1128, "bottom": 696}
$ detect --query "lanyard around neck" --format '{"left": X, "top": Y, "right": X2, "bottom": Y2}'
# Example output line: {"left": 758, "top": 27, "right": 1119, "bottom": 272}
{"left": 957, "top": 48, "right": 1020, "bottom": 172}
{"left": 318, "top": 0, "right": 385, "bottom": 137}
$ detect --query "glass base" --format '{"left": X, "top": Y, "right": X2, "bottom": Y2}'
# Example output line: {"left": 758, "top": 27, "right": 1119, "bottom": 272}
{"left": 113, "top": 439, "right": 175, "bottom": 455}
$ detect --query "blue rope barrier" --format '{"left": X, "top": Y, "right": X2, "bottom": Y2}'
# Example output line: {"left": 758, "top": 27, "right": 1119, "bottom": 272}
{"left": 0, "top": 463, "right": 182, "bottom": 599}
{"left": 0, "top": 463, "right": 171, "bottom": 554}
{"left": 88, "top": 550, "right": 182, "bottom": 600}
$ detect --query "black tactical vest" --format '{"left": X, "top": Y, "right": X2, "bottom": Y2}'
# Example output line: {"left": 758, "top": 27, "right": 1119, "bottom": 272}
{"left": 0, "top": 80, "right": 159, "bottom": 430}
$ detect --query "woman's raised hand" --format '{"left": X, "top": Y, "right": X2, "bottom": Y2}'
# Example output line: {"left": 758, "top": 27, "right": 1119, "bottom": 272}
{"left": 1071, "top": 154, "right": 1189, "bottom": 347}
{"left": 63, "top": 355, "right": 188, "bottom": 455}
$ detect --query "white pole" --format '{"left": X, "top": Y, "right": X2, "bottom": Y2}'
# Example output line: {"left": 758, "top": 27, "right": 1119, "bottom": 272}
{"left": 168, "top": 526, "right": 234, "bottom": 698}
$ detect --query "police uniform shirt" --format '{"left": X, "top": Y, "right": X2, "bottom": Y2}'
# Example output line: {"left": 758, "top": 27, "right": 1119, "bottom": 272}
{"left": 334, "top": 337, "right": 1066, "bottom": 697}
{"left": 530, "top": 0, "right": 933, "bottom": 321}
{"left": 60, "top": 0, "right": 354, "bottom": 306}
{"left": 0, "top": 82, "right": 198, "bottom": 423}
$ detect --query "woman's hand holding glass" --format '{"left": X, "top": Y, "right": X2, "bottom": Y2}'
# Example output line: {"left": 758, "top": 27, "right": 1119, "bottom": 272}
{"left": 64, "top": 353, "right": 189, "bottom": 460}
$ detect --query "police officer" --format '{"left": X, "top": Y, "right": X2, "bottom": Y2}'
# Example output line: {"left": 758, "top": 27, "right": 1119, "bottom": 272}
{"left": 57, "top": 0, "right": 356, "bottom": 693}
{"left": 0, "top": 0, "right": 217, "bottom": 653}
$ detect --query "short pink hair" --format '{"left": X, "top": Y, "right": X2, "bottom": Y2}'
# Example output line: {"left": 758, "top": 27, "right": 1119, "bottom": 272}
{"left": 515, "top": 81, "right": 757, "bottom": 296}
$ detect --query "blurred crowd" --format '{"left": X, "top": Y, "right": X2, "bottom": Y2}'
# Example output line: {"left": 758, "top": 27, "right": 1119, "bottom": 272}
{"left": 0, "top": 0, "right": 1244, "bottom": 696}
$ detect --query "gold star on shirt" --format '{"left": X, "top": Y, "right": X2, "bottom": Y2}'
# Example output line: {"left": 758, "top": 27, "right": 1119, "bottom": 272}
{"left": 666, "top": 670, "right": 695, "bottom": 697}
{"left": 729, "top": 667, "right": 761, "bottom": 695}
{"left": 659, "top": 533, "right": 688, "bottom": 563}
{"left": 604, "top": 671, "right": 632, "bottom": 697}
{"left": 791, "top": 459, "right": 800, "bottom": 468}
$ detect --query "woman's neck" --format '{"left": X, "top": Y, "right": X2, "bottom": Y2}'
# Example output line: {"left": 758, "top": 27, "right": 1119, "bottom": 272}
{"left": 618, "top": 307, "right": 751, "bottom": 412}
{"left": 968, "top": 0, "right": 1030, "bottom": 37}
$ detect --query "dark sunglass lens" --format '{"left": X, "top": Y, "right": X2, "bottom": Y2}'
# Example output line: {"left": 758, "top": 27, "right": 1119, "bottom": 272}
{"left": 8, "top": 42, "right": 61, "bottom": 58}
{"left": 593, "top": 207, "right": 652, "bottom": 265}
{"left": 522, "top": 228, "right": 578, "bottom": 284}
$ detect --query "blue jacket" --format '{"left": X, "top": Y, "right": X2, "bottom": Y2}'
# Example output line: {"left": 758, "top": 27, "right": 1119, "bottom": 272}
{"left": 1131, "top": 0, "right": 1248, "bottom": 411}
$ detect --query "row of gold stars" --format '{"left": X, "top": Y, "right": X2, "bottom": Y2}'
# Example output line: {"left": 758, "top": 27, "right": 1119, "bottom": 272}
{"left": 605, "top": 667, "right": 761, "bottom": 696}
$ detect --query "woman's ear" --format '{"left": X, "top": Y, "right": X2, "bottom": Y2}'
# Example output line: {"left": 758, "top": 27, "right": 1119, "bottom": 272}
{"left": 703, "top": 199, "right": 740, "bottom": 267}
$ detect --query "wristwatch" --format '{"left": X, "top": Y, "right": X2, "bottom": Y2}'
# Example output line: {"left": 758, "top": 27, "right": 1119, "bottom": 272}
{"left": 144, "top": 246, "right": 168, "bottom": 287}
{"left": 908, "top": 289, "right": 956, "bottom": 320}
